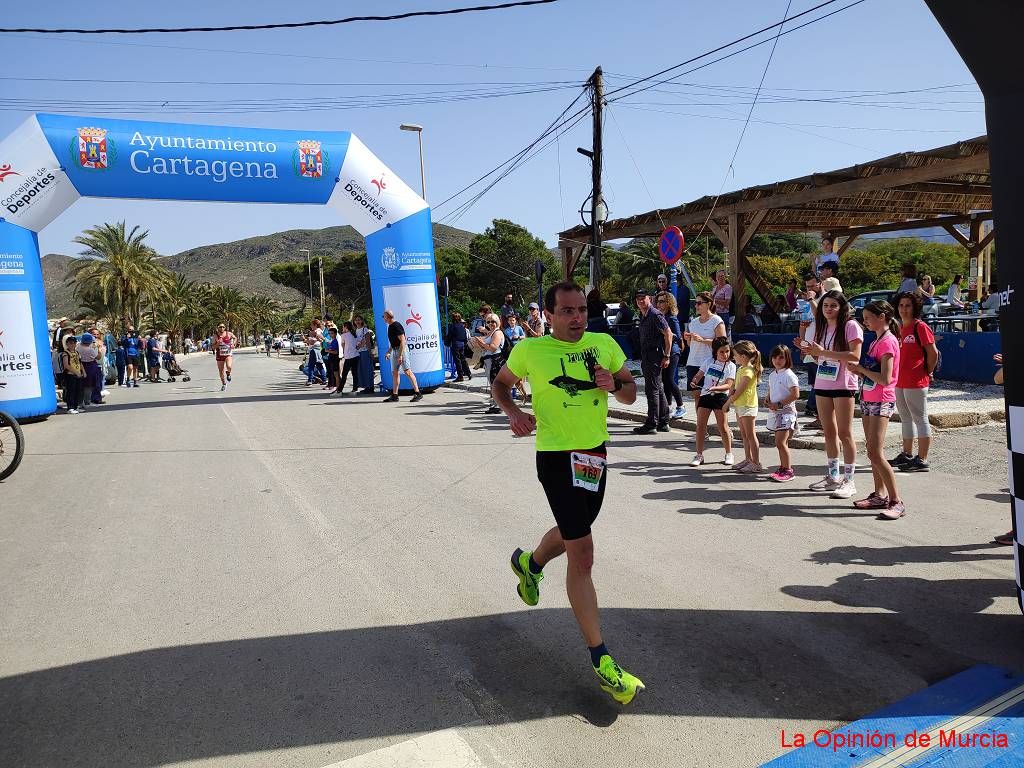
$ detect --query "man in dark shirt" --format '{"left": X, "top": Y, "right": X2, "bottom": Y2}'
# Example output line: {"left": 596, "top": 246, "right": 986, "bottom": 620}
{"left": 633, "top": 289, "right": 673, "bottom": 434}
{"left": 381, "top": 309, "right": 423, "bottom": 403}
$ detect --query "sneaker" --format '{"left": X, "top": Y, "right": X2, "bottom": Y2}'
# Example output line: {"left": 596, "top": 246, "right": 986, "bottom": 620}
{"left": 689, "top": 453, "right": 704, "bottom": 467}
{"left": 226, "top": 374, "right": 232, "bottom": 382}
{"left": 877, "top": 501, "right": 906, "bottom": 520}
{"left": 485, "top": 405, "right": 501, "bottom": 414}
{"left": 809, "top": 475, "right": 843, "bottom": 493}
{"left": 899, "top": 456, "right": 930, "bottom": 472}
{"left": 594, "top": 655, "right": 645, "bottom": 705}
{"left": 887, "top": 452, "right": 913, "bottom": 468}
{"left": 830, "top": 479, "right": 857, "bottom": 499}
{"left": 510, "top": 548, "right": 543, "bottom": 606}
{"left": 740, "top": 462, "right": 764, "bottom": 474}
{"left": 632, "top": 424, "right": 657, "bottom": 435}
{"left": 68, "top": 408, "right": 79, "bottom": 414}
{"left": 769, "top": 468, "right": 795, "bottom": 482}
{"left": 672, "top": 406, "right": 686, "bottom": 419}
{"left": 805, "top": 419, "right": 823, "bottom": 431}
{"left": 733, "top": 459, "right": 751, "bottom": 472}
{"left": 410, "top": 392, "right": 423, "bottom": 403}
{"left": 722, "top": 453, "right": 735, "bottom": 466}
{"left": 656, "top": 423, "right": 670, "bottom": 433}
{"left": 382, "top": 394, "right": 399, "bottom": 402}
{"left": 220, "top": 384, "right": 226, "bottom": 392}
{"left": 853, "top": 491, "right": 889, "bottom": 510}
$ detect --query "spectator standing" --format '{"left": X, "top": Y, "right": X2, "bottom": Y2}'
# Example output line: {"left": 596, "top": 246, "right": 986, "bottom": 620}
{"left": 325, "top": 325, "right": 342, "bottom": 393}
{"left": 338, "top": 321, "right": 361, "bottom": 393}
{"left": 305, "top": 319, "right": 327, "bottom": 386}
{"left": 798, "top": 273, "right": 823, "bottom": 427}
{"left": 849, "top": 301, "right": 904, "bottom": 518}
{"left": 445, "top": 312, "right": 472, "bottom": 382}
{"left": 710, "top": 270, "right": 733, "bottom": 336}
{"left": 77, "top": 332, "right": 102, "bottom": 409}
{"left": 146, "top": 332, "right": 163, "bottom": 382}
{"left": 381, "top": 309, "right": 423, "bottom": 403}
{"left": 890, "top": 292, "right": 937, "bottom": 472}
{"left": 524, "top": 302, "right": 546, "bottom": 337}
{"left": 785, "top": 279, "right": 799, "bottom": 312}
{"left": 60, "top": 336, "right": 86, "bottom": 414}
{"left": 353, "top": 314, "right": 376, "bottom": 394}
{"left": 114, "top": 339, "right": 127, "bottom": 387}
{"left": 632, "top": 289, "right": 673, "bottom": 434}
{"left": 471, "top": 304, "right": 492, "bottom": 370}
{"left": 813, "top": 235, "right": 839, "bottom": 275}
{"left": 469, "top": 313, "right": 505, "bottom": 413}
{"left": 121, "top": 327, "right": 141, "bottom": 388}
{"left": 676, "top": 275, "right": 692, "bottom": 324}
{"left": 819, "top": 262, "right": 842, "bottom": 294}
{"left": 655, "top": 291, "right": 686, "bottom": 418}
{"left": 683, "top": 292, "right": 727, "bottom": 412}
{"left": 613, "top": 297, "right": 635, "bottom": 327}
{"left": 689, "top": 337, "right": 736, "bottom": 466}
{"left": 504, "top": 313, "right": 526, "bottom": 346}
{"left": 586, "top": 288, "right": 610, "bottom": 333}
{"left": 946, "top": 274, "right": 966, "bottom": 310}
{"left": 499, "top": 293, "right": 516, "bottom": 320}
{"left": 655, "top": 274, "right": 671, "bottom": 302}
{"left": 898, "top": 263, "right": 919, "bottom": 296}
{"left": 801, "top": 290, "right": 863, "bottom": 500}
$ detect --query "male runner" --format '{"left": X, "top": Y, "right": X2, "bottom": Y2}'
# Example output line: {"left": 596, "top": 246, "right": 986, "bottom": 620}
{"left": 492, "top": 280, "right": 645, "bottom": 705}
{"left": 381, "top": 309, "right": 423, "bottom": 403}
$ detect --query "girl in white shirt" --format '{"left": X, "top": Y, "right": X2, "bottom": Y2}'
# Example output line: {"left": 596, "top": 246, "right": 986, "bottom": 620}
{"left": 338, "top": 321, "right": 361, "bottom": 394}
{"left": 688, "top": 337, "right": 736, "bottom": 467}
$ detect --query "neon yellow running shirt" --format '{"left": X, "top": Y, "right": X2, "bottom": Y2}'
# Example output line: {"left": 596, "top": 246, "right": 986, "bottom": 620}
{"left": 505, "top": 332, "right": 627, "bottom": 451}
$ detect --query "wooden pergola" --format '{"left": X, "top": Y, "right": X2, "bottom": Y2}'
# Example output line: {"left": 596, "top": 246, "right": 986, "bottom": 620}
{"left": 558, "top": 136, "right": 993, "bottom": 313}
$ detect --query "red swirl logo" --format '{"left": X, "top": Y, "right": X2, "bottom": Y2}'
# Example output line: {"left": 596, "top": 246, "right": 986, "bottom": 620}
{"left": 0, "top": 164, "right": 19, "bottom": 182}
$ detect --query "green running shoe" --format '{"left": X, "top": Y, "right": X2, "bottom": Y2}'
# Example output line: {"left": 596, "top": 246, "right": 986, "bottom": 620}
{"left": 510, "top": 547, "right": 543, "bottom": 606}
{"left": 594, "top": 654, "right": 645, "bottom": 705}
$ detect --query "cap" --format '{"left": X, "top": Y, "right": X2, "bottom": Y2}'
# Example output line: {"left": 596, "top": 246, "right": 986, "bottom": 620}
{"left": 634, "top": 288, "right": 650, "bottom": 297}
{"left": 81, "top": 332, "right": 95, "bottom": 344}
{"left": 528, "top": 302, "right": 539, "bottom": 310}
{"left": 657, "top": 274, "right": 668, "bottom": 281}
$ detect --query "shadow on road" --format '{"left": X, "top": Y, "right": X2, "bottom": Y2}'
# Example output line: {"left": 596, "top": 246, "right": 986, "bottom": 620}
{"left": 808, "top": 543, "right": 1015, "bottom": 567}
{"left": 3, "top": 594, "right": 1023, "bottom": 767}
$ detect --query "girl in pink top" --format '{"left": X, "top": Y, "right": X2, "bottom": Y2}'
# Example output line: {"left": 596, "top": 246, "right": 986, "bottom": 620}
{"left": 849, "top": 301, "right": 904, "bottom": 519}
{"left": 800, "top": 290, "right": 863, "bottom": 500}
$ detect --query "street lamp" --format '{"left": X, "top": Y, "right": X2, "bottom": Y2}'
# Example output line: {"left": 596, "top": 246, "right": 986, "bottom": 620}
{"left": 399, "top": 123, "right": 426, "bottom": 200}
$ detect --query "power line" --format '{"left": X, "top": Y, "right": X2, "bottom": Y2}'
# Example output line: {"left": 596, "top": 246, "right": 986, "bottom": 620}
{"left": 605, "top": 0, "right": 848, "bottom": 99}
{"left": 607, "top": 0, "right": 869, "bottom": 104}
{"left": 433, "top": 89, "right": 590, "bottom": 212}
{"left": 0, "top": 0, "right": 559, "bottom": 34}
{"left": 690, "top": 0, "right": 793, "bottom": 248}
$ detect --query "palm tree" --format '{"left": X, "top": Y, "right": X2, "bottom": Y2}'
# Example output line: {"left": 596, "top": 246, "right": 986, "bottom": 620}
{"left": 68, "top": 221, "right": 172, "bottom": 331}
{"left": 153, "top": 274, "right": 206, "bottom": 352}
{"left": 207, "top": 284, "right": 250, "bottom": 336}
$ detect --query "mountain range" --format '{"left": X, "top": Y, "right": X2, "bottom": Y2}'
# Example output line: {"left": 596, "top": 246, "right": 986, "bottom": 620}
{"left": 39, "top": 223, "right": 476, "bottom": 319}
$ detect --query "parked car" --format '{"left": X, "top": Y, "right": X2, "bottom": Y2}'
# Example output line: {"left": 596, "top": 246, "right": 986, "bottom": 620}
{"left": 277, "top": 337, "right": 292, "bottom": 352}
{"left": 290, "top": 335, "right": 308, "bottom": 355}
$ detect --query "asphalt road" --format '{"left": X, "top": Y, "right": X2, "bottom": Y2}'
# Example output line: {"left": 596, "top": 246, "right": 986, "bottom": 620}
{"left": 1, "top": 349, "right": 1021, "bottom": 768}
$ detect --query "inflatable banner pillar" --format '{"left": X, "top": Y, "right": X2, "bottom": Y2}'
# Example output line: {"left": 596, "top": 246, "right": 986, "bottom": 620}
{"left": 0, "top": 113, "right": 444, "bottom": 415}
{"left": 0, "top": 220, "right": 58, "bottom": 419}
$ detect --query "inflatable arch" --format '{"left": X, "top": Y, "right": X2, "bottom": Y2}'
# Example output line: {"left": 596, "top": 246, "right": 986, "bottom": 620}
{"left": 0, "top": 114, "right": 444, "bottom": 420}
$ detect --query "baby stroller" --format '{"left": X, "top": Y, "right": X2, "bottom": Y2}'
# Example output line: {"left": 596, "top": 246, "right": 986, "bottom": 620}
{"left": 162, "top": 351, "right": 191, "bottom": 383}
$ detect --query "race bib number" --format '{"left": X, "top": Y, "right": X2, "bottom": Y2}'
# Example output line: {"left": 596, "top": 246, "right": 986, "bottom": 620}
{"left": 218, "top": 344, "right": 231, "bottom": 355}
{"left": 862, "top": 376, "right": 876, "bottom": 392}
{"left": 816, "top": 360, "right": 840, "bottom": 382}
{"left": 571, "top": 451, "right": 606, "bottom": 492}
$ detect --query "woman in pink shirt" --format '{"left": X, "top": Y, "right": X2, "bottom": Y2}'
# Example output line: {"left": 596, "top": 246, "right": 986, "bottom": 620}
{"left": 800, "top": 290, "right": 863, "bottom": 500}
{"left": 850, "top": 301, "right": 904, "bottom": 519}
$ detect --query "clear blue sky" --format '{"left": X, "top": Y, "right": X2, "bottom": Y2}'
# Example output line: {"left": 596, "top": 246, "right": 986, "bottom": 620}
{"left": 0, "top": 0, "right": 985, "bottom": 259}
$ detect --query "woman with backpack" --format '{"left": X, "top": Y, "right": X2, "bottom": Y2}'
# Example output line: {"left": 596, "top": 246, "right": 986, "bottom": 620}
{"left": 470, "top": 313, "right": 506, "bottom": 414}
{"left": 890, "top": 291, "right": 939, "bottom": 473}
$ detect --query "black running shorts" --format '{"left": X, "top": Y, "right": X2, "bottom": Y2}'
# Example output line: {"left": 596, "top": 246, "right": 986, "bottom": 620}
{"left": 536, "top": 444, "right": 607, "bottom": 541}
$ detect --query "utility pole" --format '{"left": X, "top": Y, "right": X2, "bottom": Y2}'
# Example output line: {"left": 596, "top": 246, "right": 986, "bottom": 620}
{"left": 318, "top": 254, "right": 326, "bottom": 317}
{"left": 589, "top": 66, "right": 605, "bottom": 291}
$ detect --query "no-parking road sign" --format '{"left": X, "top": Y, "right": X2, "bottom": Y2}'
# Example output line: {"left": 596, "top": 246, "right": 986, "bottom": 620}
{"left": 659, "top": 226, "right": 685, "bottom": 265}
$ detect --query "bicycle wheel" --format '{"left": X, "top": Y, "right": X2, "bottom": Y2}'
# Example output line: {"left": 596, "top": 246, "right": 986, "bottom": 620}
{"left": 0, "top": 410, "right": 25, "bottom": 481}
